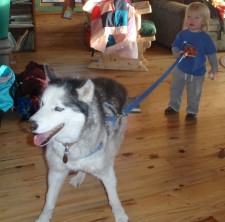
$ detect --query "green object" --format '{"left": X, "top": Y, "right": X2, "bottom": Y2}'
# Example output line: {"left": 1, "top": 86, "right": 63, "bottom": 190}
{"left": 140, "top": 20, "right": 156, "bottom": 37}
{"left": 0, "top": 0, "right": 10, "bottom": 39}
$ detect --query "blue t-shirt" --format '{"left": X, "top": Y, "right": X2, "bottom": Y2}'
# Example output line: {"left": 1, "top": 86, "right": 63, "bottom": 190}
{"left": 172, "top": 29, "right": 216, "bottom": 76}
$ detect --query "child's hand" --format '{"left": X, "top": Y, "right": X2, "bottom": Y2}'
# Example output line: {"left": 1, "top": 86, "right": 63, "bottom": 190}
{"left": 174, "top": 51, "right": 183, "bottom": 58}
{"left": 183, "top": 44, "right": 198, "bottom": 57}
{"left": 208, "top": 71, "right": 217, "bottom": 80}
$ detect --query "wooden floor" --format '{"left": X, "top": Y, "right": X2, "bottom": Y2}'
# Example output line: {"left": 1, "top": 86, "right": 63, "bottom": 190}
{"left": 1, "top": 13, "right": 225, "bottom": 222}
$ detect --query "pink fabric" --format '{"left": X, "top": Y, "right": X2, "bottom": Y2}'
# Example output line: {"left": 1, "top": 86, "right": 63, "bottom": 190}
{"left": 83, "top": 0, "right": 138, "bottom": 59}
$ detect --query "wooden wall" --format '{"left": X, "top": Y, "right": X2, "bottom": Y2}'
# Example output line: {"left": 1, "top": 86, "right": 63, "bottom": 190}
{"left": 35, "top": 12, "right": 87, "bottom": 49}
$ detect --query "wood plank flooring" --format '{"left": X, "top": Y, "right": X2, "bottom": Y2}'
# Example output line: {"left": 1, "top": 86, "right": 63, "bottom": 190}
{"left": 1, "top": 13, "right": 225, "bottom": 222}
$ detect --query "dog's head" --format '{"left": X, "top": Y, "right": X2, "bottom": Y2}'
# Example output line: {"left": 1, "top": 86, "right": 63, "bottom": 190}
{"left": 28, "top": 64, "right": 95, "bottom": 147}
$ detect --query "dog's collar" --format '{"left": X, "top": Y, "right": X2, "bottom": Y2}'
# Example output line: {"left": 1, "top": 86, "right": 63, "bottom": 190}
{"left": 104, "top": 102, "right": 123, "bottom": 125}
{"left": 62, "top": 141, "right": 103, "bottom": 164}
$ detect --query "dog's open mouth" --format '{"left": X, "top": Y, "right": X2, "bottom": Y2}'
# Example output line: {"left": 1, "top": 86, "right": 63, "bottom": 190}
{"left": 34, "top": 123, "right": 64, "bottom": 147}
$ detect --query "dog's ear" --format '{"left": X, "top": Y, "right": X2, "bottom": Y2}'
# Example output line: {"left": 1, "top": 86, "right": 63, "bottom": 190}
{"left": 44, "top": 64, "right": 57, "bottom": 81}
{"left": 77, "top": 79, "right": 94, "bottom": 103}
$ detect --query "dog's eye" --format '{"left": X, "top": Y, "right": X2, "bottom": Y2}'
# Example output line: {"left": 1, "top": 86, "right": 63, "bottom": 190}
{"left": 55, "top": 107, "right": 64, "bottom": 112}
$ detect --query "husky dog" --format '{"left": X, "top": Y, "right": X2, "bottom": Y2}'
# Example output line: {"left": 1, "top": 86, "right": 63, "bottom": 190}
{"left": 29, "top": 64, "right": 129, "bottom": 222}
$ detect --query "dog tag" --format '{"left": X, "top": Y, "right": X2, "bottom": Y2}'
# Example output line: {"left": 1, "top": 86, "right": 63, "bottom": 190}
{"left": 63, "top": 154, "right": 68, "bottom": 164}
{"left": 63, "top": 146, "right": 70, "bottom": 164}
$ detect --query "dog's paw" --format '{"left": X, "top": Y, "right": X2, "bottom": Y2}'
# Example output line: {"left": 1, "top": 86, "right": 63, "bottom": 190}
{"left": 70, "top": 172, "right": 86, "bottom": 187}
{"left": 115, "top": 215, "right": 129, "bottom": 222}
{"left": 114, "top": 210, "right": 129, "bottom": 222}
{"left": 35, "top": 213, "right": 50, "bottom": 222}
{"left": 35, "top": 219, "right": 49, "bottom": 222}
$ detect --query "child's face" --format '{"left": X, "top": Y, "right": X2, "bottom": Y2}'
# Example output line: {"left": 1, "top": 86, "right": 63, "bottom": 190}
{"left": 185, "top": 11, "right": 204, "bottom": 32}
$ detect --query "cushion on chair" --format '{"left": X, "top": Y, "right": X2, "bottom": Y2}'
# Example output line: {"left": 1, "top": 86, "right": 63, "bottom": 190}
{"left": 139, "top": 20, "right": 156, "bottom": 36}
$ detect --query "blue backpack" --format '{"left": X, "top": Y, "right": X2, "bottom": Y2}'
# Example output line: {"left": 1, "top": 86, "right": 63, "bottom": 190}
{"left": 0, "top": 65, "right": 16, "bottom": 123}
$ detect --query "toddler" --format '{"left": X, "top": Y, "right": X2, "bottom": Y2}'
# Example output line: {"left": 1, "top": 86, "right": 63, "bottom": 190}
{"left": 165, "top": 2, "right": 218, "bottom": 120}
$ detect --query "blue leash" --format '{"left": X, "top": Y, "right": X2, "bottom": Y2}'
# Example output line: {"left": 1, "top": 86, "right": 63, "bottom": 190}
{"left": 122, "top": 54, "right": 186, "bottom": 116}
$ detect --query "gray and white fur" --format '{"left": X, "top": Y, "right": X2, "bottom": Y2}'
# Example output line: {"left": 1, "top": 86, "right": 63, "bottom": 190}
{"left": 29, "top": 64, "right": 129, "bottom": 222}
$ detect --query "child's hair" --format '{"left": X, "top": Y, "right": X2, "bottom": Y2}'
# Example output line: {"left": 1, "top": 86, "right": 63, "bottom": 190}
{"left": 184, "top": 2, "right": 210, "bottom": 32}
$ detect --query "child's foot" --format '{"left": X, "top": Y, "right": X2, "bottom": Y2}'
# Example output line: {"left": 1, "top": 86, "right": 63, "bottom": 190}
{"left": 185, "top": 113, "right": 197, "bottom": 121}
{"left": 164, "top": 106, "right": 177, "bottom": 115}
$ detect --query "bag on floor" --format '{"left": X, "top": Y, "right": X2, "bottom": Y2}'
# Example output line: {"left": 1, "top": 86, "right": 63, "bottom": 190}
{"left": 15, "top": 61, "right": 47, "bottom": 120}
{"left": 0, "top": 65, "right": 16, "bottom": 124}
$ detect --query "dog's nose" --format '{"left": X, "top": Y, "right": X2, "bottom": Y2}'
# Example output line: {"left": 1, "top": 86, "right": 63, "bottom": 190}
{"left": 28, "top": 120, "right": 38, "bottom": 131}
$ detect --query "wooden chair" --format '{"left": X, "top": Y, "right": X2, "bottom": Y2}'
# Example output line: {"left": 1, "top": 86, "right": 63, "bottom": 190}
{"left": 88, "top": 1, "right": 156, "bottom": 72}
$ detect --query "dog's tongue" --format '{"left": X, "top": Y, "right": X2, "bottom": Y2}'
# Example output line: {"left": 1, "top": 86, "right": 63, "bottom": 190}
{"left": 33, "top": 124, "right": 64, "bottom": 147}
{"left": 34, "top": 132, "right": 51, "bottom": 147}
